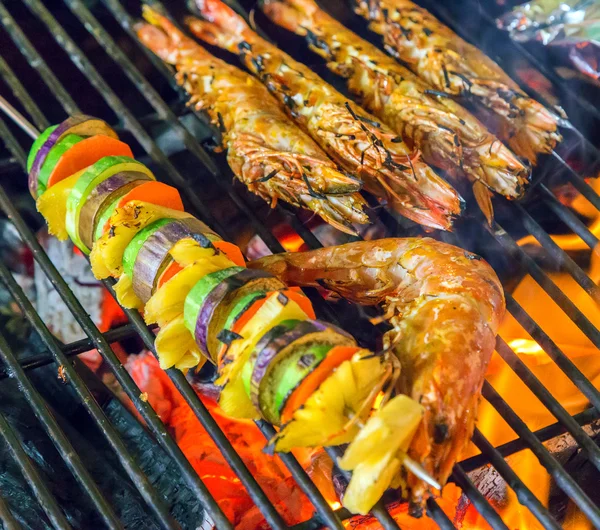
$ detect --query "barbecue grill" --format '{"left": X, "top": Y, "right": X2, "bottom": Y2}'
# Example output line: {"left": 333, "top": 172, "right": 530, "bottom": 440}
{"left": 0, "top": 0, "right": 599, "bottom": 528}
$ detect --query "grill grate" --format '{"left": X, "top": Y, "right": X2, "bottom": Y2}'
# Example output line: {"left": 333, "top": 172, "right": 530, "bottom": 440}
{"left": 0, "top": 0, "right": 599, "bottom": 528}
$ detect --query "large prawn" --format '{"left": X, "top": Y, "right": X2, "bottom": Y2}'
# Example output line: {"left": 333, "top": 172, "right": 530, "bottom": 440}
{"left": 250, "top": 237, "right": 505, "bottom": 511}
{"left": 355, "top": 0, "right": 562, "bottom": 163}
{"left": 136, "top": 6, "right": 369, "bottom": 235}
{"left": 187, "top": 0, "right": 464, "bottom": 231}
{"left": 262, "top": 0, "right": 531, "bottom": 223}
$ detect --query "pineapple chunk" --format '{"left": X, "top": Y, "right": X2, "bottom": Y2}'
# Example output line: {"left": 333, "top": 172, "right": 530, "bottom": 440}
{"left": 144, "top": 253, "right": 233, "bottom": 327}
{"left": 113, "top": 273, "right": 143, "bottom": 309}
{"left": 170, "top": 238, "right": 218, "bottom": 266}
{"left": 36, "top": 170, "right": 85, "bottom": 240}
{"left": 273, "top": 354, "right": 386, "bottom": 451}
{"left": 342, "top": 450, "right": 402, "bottom": 515}
{"left": 339, "top": 395, "right": 424, "bottom": 515}
{"left": 217, "top": 292, "right": 308, "bottom": 420}
{"left": 155, "top": 314, "right": 205, "bottom": 370}
{"left": 90, "top": 200, "right": 190, "bottom": 279}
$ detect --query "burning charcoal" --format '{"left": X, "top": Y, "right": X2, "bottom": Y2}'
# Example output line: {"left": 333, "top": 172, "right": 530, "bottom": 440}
{"left": 0, "top": 286, "right": 205, "bottom": 528}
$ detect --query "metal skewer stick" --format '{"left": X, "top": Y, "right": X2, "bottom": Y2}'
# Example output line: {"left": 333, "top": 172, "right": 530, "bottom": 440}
{"left": 0, "top": 100, "right": 443, "bottom": 494}
{"left": 0, "top": 94, "right": 39, "bottom": 140}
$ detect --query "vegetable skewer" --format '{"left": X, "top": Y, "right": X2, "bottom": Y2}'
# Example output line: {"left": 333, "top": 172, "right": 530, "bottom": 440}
{"left": 24, "top": 113, "right": 432, "bottom": 516}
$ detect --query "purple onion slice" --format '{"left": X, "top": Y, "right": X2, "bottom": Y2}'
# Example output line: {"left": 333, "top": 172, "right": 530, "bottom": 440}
{"left": 248, "top": 319, "right": 355, "bottom": 423}
{"left": 194, "top": 269, "right": 285, "bottom": 361}
{"left": 29, "top": 115, "right": 117, "bottom": 197}
{"left": 131, "top": 217, "right": 218, "bottom": 303}
{"left": 78, "top": 171, "right": 152, "bottom": 250}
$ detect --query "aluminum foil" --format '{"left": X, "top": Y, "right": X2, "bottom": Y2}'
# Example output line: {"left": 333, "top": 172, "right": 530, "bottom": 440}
{"left": 497, "top": 0, "right": 600, "bottom": 79}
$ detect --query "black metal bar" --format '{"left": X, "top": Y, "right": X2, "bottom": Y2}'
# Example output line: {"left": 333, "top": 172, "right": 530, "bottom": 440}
{"left": 103, "top": 280, "right": 288, "bottom": 530}
{"left": 62, "top": 323, "right": 152, "bottom": 356}
{"left": 0, "top": 410, "right": 70, "bottom": 530}
{"left": 515, "top": 203, "right": 600, "bottom": 303}
{"left": 490, "top": 222, "right": 600, "bottom": 350}
{"left": 18, "top": 0, "right": 226, "bottom": 239}
{"left": 550, "top": 151, "right": 600, "bottom": 213}
{"left": 256, "top": 421, "right": 344, "bottom": 530}
{"left": 425, "top": 498, "right": 455, "bottom": 530}
{"left": 0, "top": 55, "right": 49, "bottom": 131}
{"left": 460, "top": 407, "right": 600, "bottom": 472}
{"left": 539, "top": 185, "right": 600, "bottom": 250}
{"left": 0, "top": 116, "right": 26, "bottom": 168}
{"left": 470, "top": 428, "right": 561, "bottom": 530}
{"left": 0, "top": 487, "right": 21, "bottom": 530}
{"left": 451, "top": 466, "right": 508, "bottom": 530}
{"left": 482, "top": 381, "right": 600, "bottom": 526}
{"left": 0, "top": 3, "right": 79, "bottom": 116}
{"left": 0, "top": 332, "right": 123, "bottom": 530}
{"left": 495, "top": 336, "right": 600, "bottom": 472}
{"left": 0, "top": 260, "right": 189, "bottom": 530}
{"left": 505, "top": 294, "right": 600, "bottom": 412}
{"left": 0, "top": 324, "right": 152, "bottom": 382}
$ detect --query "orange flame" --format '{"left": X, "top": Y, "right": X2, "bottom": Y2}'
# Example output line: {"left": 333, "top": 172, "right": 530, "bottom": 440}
{"left": 465, "top": 176, "right": 600, "bottom": 529}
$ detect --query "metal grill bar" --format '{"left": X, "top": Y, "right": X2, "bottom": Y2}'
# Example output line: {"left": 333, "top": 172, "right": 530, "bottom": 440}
{"left": 490, "top": 223, "right": 600, "bottom": 348}
{"left": 0, "top": 331, "right": 123, "bottom": 529}
{"left": 540, "top": 185, "right": 600, "bottom": 249}
{"left": 495, "top": 336, "right": 600, "bottom": 471}
{"left": 0, "top": 0, "right": 598, "bottom": 528}
{"left": 505, "top": 294, "right": 600, "bottom": 409}
{"left": 0, "top": 324, "right": 154, "bottom": 381}
{"left": 0, "top": 485, "right": 20, "bottom": 530}
{"left": 482, "top": 382, "right": 600, "bottom": 526}
{"left": 515, "top": 203, "right": 600, "bottom": 302}
{"left": 0, "top": 258, "right": 186, "bottom": 530}
{"left": 0, "top": 55, "right": 46, "bottom": 132}
{"left": 451, "top": 466, "right": 508, "bottom": 530}
{"left": 0, "top": 116, "right": 25, "bottom": 167}
{"left": 470, "top": 428, "right": 561, "bottom": 530}
{"left": 462, "top": 408, "right": 600, "bottom": 471}
{"left": 256, "top": 421, "right": 344, "bottom": 530}
{"left": 0, "top": 410, "right": 70, "bottom": 529}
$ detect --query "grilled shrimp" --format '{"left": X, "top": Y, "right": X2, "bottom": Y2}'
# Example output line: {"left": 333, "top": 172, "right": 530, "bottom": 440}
{"left": 136, "top": 7, "right": 368, "bottom": 235}
{"left": 187, "top": 0, "right": 464, "bottom": 231}
{"left": 250, "top": 237, "right": 505, "bottom": 510}
{"left": 262, "top": 0, "right": 530, "bottom": 222}
{"left": 355, "top": 0, "right": 562, "bottom": 163}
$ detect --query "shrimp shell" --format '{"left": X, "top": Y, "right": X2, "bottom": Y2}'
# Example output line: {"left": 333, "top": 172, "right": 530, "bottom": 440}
{"left": 354, "top": 0, "right": 562, "bottom": 163}
{"left": 262, "top": 0, "right": 531, "bottom": 222}
{"left": 250, "top": 237, "right": 505, "bottom": 508}
{"left": 188, "top": 0, "right": 464, "bottom": 231}
{"left": 136, "top": 6, "right": 369, "bottom": 235}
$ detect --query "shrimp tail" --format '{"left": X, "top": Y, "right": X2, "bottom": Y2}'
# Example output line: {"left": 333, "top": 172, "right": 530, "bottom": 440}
{"left": 392, "top": 292, "right": 497, "bottom": 505}
{"left": 262, "top": 0, "right": 318, "bottom": 33}
{"left": 188, "top": 0, "right": 250, "bottom": 52}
